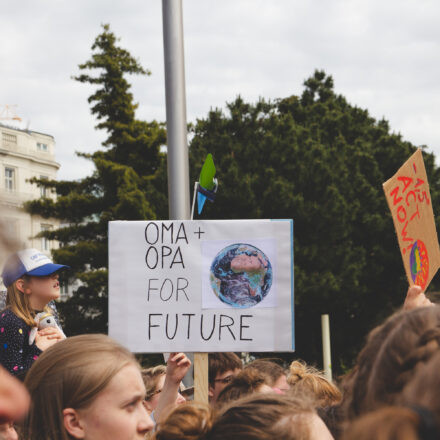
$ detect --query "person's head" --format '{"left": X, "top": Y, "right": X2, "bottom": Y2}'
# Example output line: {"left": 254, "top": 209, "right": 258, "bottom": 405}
{"left": 208, "top": 353, "right": 242, "bottom": 403}
{"left": 154, "top": 394, "right": 333, "bottom": 440}
{"left": 288, "top": 360, "right": 341, "bottom": 407}
{"left": 216, "top": 368, "right": 272, "bottom": 407}
{"left": 212, "top": 394, "right": 332, "bottom": 440}
{"left": 1, "top": 249, "right": 69, "bottom": 325}
{"left": 244, "top": 358, "right": 289, "bottom": 392}
{"left": 349, "top": 352, "right": 440, "bottom": 440}
{"left": 23, "top": 334, "right": 153, "bottom": 440}
{"left": 141, "top": 365, "right": 185, "bottom": 413}
{"left": 142, "top": 365, "right": 167, "bottom": 412}
{"left": 342, "top": 406, "right": 437, "bottom": 440}
{"left": 352, "top": 306, "right": 440, "bottom": 417}
{"left": 341, "top": 308, "right": 418, "bottom": 420}
{"left": 0, "top": 366, "right": 29, "bottom": 424}
{"left": 153, "top": 402, "right": 212, "bottom": 440}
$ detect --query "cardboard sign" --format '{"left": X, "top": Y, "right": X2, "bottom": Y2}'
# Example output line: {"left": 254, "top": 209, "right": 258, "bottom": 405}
{"left": 108, "top": 220, "right": 294, "bottom": 352}
{"left": 383, "top": 149, "right": 440, "bottom": 290}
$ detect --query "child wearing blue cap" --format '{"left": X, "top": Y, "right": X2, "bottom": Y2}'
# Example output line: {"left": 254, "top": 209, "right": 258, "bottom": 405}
{"left": 0, "top": 248, "right": 69, "bottom": 378}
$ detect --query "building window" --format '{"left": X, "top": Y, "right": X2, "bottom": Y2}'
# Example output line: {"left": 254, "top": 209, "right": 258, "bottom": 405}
{"left": 2, "top": 133, "right": 17, "bottom": 147}
{"left": 5, "top": 167, "right": 15, "bottom": 192}
{"left": 41, "top": 224, "right": 52, "bottom": 251}
{"left": 37, "top": 142, "right": 48, "bottom": 151}
{"left": 40, "top": 175, "right": 48, "bottom": 197}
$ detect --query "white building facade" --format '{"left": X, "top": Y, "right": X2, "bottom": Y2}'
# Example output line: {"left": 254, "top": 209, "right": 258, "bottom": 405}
{"left": 0, "top": 123, "right": 68, "bottom": 296}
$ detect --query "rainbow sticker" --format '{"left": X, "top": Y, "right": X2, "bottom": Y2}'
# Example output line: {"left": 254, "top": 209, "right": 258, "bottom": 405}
{"left": 409, "top": 240, "right": 429, "bottom": 290}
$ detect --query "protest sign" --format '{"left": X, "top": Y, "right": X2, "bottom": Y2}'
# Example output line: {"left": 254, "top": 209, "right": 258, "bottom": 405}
{"left": 383, "top": 149, "right": 440, "bottom": 290}
{"left": 109, "top": 219, "right": 294, "bottom": 352}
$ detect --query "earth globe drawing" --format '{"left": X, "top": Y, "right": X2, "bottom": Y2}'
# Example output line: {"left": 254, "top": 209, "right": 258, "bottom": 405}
{"left": 209, "top": 243, "right": 273, "bottom": 308}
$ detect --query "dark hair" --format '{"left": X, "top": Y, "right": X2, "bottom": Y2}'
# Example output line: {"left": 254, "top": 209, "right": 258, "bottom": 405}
{"left": 209, "top": 353, "right": 242, "bottom": 385}
{"left": 154, "top": 394, "right": 318, "bottom": 440}
{"left": 211, "top": 394, "right": 317, "bottom": 440}
{"left": 216, "top": 368, "right": 269, "bottom": 407}
{"left": 341, "top": 308, "right": 417, "bottom": 419}
{"left": 343, "top": 306, "right": 440, "bottom": 421}
{"left": 318, "top": 405, "right": 344, "bottom": 439}
{"left": 364, "top": 306, "right": 440, "bottom": 413}
{"left": 401, "top": 351, "right": 440, "bottom": 427}
{"left": 244, "top": 359, "right": 286, "bottom": 387}
{"left": 342, "top": 406, "right": 423, "bottom": 440}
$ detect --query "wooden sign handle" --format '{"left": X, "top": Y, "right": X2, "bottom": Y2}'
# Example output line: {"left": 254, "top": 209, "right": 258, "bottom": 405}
{"left": 194, "top": 352, "right": 209, "bottom": 403}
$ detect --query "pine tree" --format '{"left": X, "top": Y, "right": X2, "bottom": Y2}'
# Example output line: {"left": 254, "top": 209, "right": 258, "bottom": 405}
{"left": 25, "top": 24, "right": 167, "bottom": 334}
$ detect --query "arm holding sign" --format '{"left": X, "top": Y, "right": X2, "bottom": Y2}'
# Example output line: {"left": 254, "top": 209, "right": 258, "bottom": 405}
{"left": 155, "top": 352, "right": 191, "bottom": 423}
{"left": 403, "top": 285, "right": 434, "bottom": 311}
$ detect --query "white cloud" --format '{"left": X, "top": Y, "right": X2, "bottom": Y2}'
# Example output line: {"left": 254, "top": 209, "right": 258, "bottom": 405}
{"left": 0, "top": 0, "right": 439, "bottom": 181}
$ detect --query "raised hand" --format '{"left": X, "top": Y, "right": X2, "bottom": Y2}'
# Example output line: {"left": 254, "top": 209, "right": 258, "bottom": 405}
{"left": 403, "top": 285, "right": 434, "bottom": 311}
{"left": 166, "top": 352, "right": 191, "bottom": 384}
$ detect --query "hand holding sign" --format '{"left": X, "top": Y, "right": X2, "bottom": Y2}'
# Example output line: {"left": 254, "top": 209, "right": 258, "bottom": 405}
{"left": 403, "top": 285, "right": 434, "bottom": 311}
{"left": 383, "top": 149, "right": 440, "bottom": 290}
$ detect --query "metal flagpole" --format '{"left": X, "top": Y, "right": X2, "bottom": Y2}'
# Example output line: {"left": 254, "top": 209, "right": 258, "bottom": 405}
{"left": 162, "top": 0, "right": 190, "bottom": 220}
{"left": 162, "top": 0, "right": 207, "bottom": 402}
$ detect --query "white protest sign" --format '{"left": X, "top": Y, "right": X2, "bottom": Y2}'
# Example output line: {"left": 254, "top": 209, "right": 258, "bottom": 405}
{"left": 109, "top": 220, "right": 294, "bottom": 352}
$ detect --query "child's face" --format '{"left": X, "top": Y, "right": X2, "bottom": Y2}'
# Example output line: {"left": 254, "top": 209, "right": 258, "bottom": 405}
{"left": 74, "top": 364, "right": 153, "bottom": 440}
{"left": 27, "top": 273, "right": 60, "bottom": 302}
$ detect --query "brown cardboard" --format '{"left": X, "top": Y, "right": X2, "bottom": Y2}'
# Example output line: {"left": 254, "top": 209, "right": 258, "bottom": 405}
{"left": 383, "top": 149, "right": 440, "bottom": 290}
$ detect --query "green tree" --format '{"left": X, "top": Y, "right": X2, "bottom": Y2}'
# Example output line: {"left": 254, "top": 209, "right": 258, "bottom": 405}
{"left": 25, "top": 24, "right": 167, "bottom": 334}
{"left": 189, "top": 70, "right": 440, "bottom": 372}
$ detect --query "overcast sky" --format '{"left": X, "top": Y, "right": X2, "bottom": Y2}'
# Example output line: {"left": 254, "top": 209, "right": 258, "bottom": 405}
{"left": 1, "top": 0, "right": 439, "bottom": 180}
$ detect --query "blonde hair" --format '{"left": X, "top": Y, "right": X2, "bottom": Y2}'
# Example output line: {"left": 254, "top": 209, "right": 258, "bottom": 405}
{"left": 153, "top": 402, "right": 213, "bottom": 440}
{"left": 288, "top": 360, "right": 342, "bottom": 406}
{"left": 6, "top": 277, "right": 45, "bottom": 327}
{"left": 142, "top": 365, "right": 167, "bottom": 400}
{"left": 22, "top": 334, "right": 137, "bottom": 440}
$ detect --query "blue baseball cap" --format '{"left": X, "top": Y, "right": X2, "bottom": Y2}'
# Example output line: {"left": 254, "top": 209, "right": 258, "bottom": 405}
{"left": 1, "top": 248, "right": 70, "bottom": 288}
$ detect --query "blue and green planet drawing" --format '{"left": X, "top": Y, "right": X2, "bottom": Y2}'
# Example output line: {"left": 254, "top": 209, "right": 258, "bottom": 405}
{"left": 209, "top": 243, "right": 273, "bottom": 308}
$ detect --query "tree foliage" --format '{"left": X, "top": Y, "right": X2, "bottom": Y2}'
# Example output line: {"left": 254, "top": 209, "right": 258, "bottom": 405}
{"left": 25, "top": 24, "right": 167, "bottom": 334}
{"left": 25, "top": 24, "right": 440, "bottom": 372}
{"left": 189, "top": 70, "right": 440, "bottom": 371}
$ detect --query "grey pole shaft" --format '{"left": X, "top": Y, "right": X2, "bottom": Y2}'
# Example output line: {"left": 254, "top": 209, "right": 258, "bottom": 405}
{"left": 162, "top": 0, "right": 190, "bottom": 220}
{"left": 321, "top": 314, "right": 333, "bottom": 381}
{"left": 162, "top": 0, "right": 194, "bottom": 388}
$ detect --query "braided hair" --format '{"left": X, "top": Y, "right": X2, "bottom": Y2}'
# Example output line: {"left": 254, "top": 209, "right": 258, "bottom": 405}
{"left": 363, "top": 306, "right": 440, "bottom": 413}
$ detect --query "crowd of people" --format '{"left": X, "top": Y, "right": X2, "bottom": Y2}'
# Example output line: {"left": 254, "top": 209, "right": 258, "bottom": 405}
{"left": 0, "top": 248, "right": 438, "bottom": 439}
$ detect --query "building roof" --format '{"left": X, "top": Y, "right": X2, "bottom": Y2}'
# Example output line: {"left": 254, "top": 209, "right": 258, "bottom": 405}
{"left": 0, "top": 122, "right": 54, "bottom": 140}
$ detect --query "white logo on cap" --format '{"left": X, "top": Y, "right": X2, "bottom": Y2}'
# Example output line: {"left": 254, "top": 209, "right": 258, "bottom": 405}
{"left": 18, "top": 249, "right": 52, "bottom": 272}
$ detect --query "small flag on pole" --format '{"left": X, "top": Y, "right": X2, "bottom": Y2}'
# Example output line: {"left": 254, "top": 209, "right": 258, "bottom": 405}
{"left": 196, "top": 154, "right": 218, "bottom": 215}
